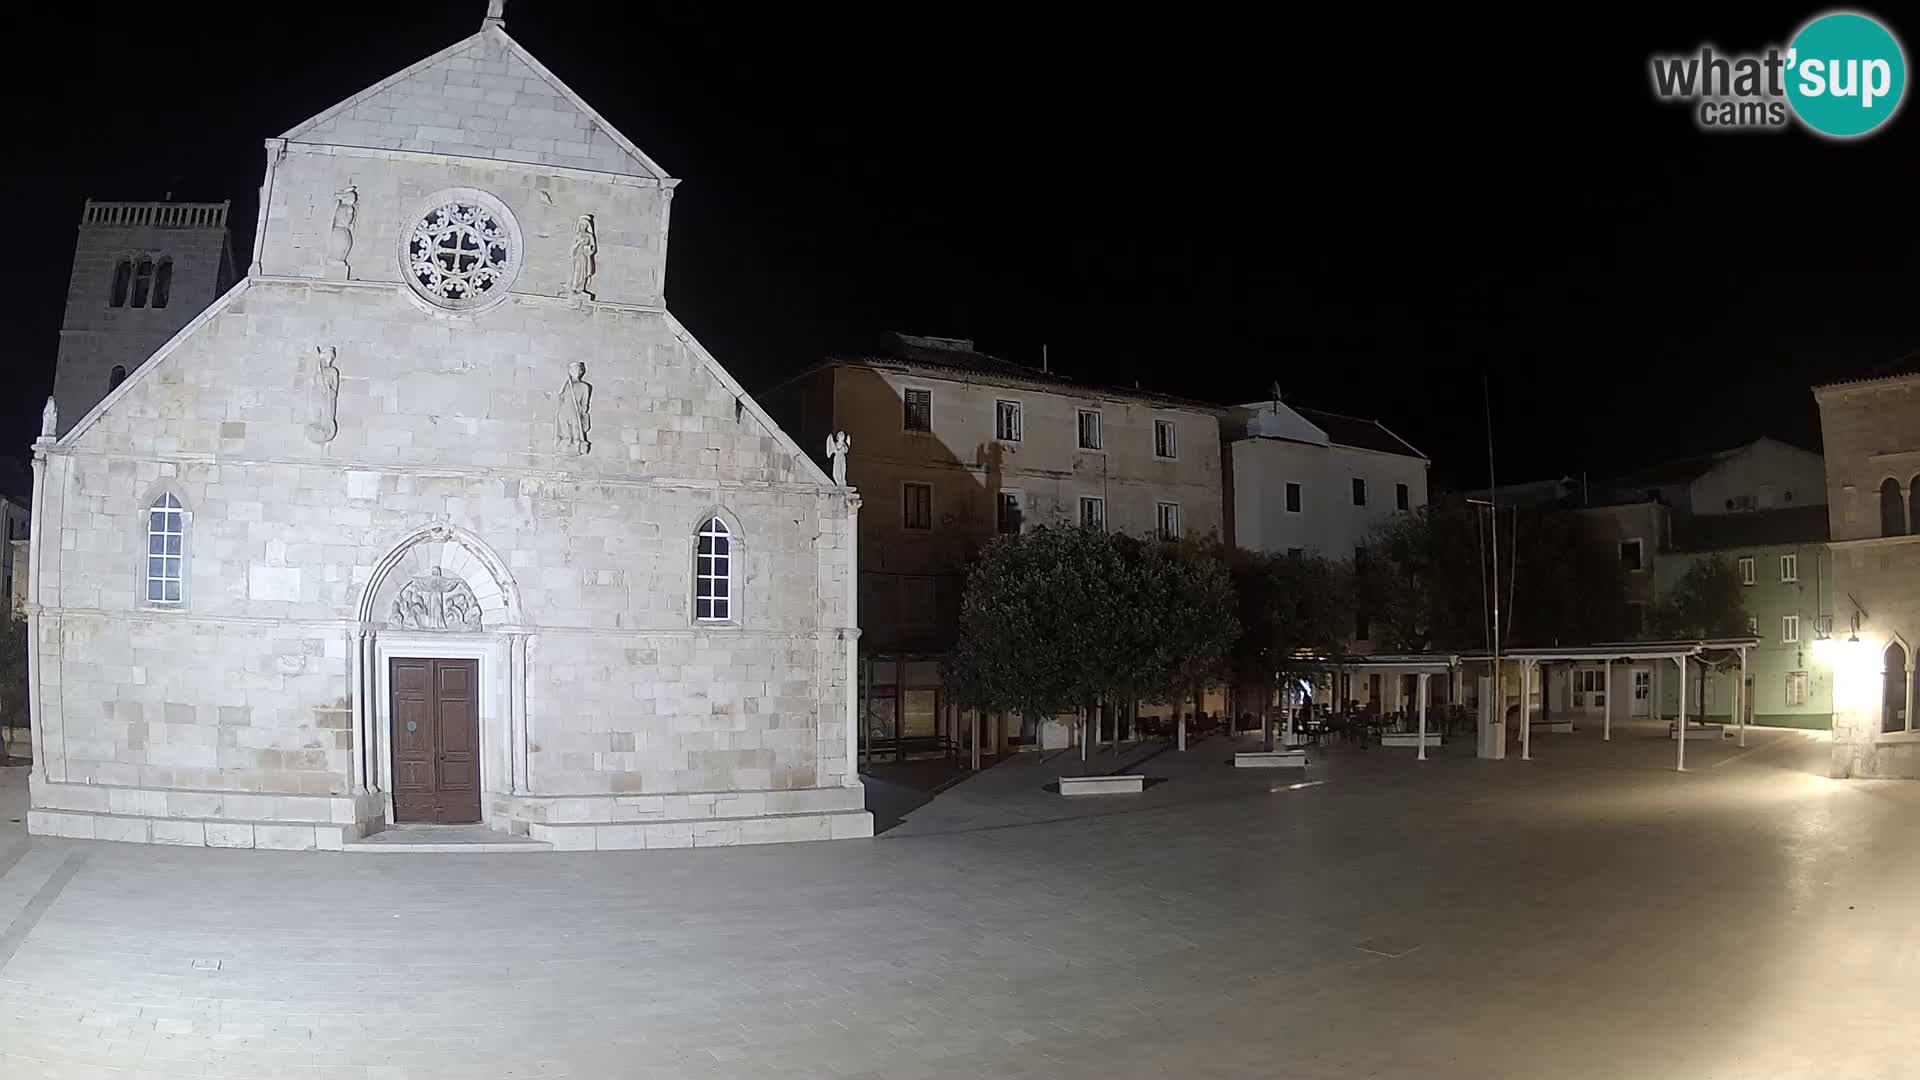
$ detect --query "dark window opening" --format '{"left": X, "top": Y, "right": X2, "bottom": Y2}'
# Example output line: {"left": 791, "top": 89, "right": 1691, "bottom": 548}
{"left": 109, "top": 259, "right": 132, "bottom": 307}
{"left": 1352, "top": 478, "right": 1366, "bottom": 506}
{"left": 903, "top": 388, "right": 932, "bottom": 433}
{"left": 1880, "top": 477, "right": 1907, "bottom": 537}
{"left": 1285, "top": 482, "right": 1301, "bottom": 512}
{"left": 1395, "top": 483, "right": 1409, "bottom": 511}
{"left": 152, "top": 259, "right": 173, "bottom": 309}
{"left": 131, "top": 258, "right": 155, "bottom": 308}
{"left": 108, "top": 365, "right": 128, "bottom": 391}
{"left": 1883, "top": 641, "right": 1910, "bottom": 734}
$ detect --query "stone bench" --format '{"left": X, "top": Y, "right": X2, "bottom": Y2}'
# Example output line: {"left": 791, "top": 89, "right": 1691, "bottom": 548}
{"left": 1529, "top": 720, "right": 1575, "bottom": 734}
{"left": 1234, "top": 750, "right": 1308, "bottom": 768}
{"left": 1379, "top": 732, "right": 1444, "bottom": 748}
{"left": 1058, "top": 774, "right": 1147, "bottom": 796}
{"left": 1669, "top": 723, "right": 1728, "bottom": 741}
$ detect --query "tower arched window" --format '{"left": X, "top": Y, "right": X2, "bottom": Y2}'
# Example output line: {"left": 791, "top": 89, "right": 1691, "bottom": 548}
{"left": 1883, "top": 640, "right": 1911, "bottom": 735}
{"left": 131, "top": 257, "right": 155, "bottom": 308}
{"left": 152, "top": 258, "right": 173, "bottom": 309}
{"left": 109, "top": 259, "right": 132, "bottom": 307}
{"left": 146, "top": 493, "right": 185, "bottom": 605}
{"left": 694, "top": 516, "right": 733, "bottom": 621}
{"left": 108, "top": 365, "right": 128, "bottom": 391}
{"left": 1879, "top": 477, "right": 1907, "bottom": 537}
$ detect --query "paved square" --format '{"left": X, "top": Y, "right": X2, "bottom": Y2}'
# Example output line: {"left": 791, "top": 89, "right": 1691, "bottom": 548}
{"left": 2, "top": 722, "right": 1916, "bottom": 1079}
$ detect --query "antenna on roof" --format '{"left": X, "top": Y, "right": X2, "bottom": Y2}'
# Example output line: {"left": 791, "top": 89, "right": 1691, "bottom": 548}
{"left": 1270, "top": 381, "right": 1283, "bottom": 410}
{"left": 1042, "top": 344, "right": 1049, "bottom": 374}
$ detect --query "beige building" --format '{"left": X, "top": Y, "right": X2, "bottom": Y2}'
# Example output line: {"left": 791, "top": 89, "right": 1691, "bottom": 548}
{"left": 765, "top": 333, "right": 1225, "bottom": 748}
{"left": 23, "top": 9, "right": 869, "bottom": 849}
{"left": 1814, "top": 364, "right": 1920, "bottom": 778}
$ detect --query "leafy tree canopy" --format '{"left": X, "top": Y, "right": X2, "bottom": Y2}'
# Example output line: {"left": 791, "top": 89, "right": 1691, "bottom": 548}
{"left": 1654, "top": 554, "right": 1748, "bottom": 639}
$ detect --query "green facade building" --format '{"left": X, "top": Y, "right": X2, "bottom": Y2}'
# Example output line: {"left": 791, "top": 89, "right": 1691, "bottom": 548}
{"left": 1652, "top": 506, "right": 1834, "bottom": 729}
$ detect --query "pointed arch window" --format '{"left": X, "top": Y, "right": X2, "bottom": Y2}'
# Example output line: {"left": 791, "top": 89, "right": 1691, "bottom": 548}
{"left": 146, "top": 494, "right": 185, "bottom": 604}
{"left": 1883, "top": 640, "right": 1911, "bottom": 735}
{"left": 694, "top": 517, "right": 732, "bottom": 621}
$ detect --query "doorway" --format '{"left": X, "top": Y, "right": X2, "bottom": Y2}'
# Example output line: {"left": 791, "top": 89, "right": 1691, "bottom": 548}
{"left": 389, "top": 657, "right": 482, "bottom": 824}
{"left": 1631, "top": 668, "right": 1651, "bottom": 717}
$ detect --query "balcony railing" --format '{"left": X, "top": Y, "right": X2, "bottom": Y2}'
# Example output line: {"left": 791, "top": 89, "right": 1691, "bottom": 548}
{"left": 81, "top": 200, "right": 230, "bottom": 229}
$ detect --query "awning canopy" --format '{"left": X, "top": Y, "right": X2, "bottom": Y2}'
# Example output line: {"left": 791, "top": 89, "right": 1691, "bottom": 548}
{"left": 1458, "top": 637, "right": 1759, "bottom": 664}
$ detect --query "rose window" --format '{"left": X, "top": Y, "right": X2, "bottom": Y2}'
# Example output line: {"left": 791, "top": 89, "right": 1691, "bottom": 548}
{"left": 406, "top": 201, "right": 514, "bottom": 307}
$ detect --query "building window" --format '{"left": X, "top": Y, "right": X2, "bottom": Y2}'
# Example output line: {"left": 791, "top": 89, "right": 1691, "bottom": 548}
{"left": 994, "top": 399, "right": 1022, "bottom": 443}
{"left": 1883, "top": 641, "right": 1911, "bottom": 734}
{"left": 405, "top": 195, "right": 519, "bottom": 310}
{"left": 1156, "top": 502, "right": 1181, "bottom": 541}
{"left": 1077, "top": 409, "right": 1103, "bottom": 450}
{"left": 109, "top": 259, "right": 133, "bottom": 307}
{"left": 1746, "top": 615, "right": 1759, "bottom": 636}
{"left": 145, "top": 494, "right": 185, "bottom": 604}
{"left": 1779, "top": 553, "right": 1798, "bottom": 583}
{"left": 1786, "top": 670, "right": 1809, "bottom": 707}
{"left": 1154, "top": 419, "right": 1177, "bottom": 459}
{"left": 151, "top": 259, "right": 173, "bottom": 309}
{"left": 997, "top": 490, "right": 1023, "bottom": 535}
{"left": 1619, "top": 539, "right": 1643, "bottom": 572}
{"left": 694, "top": 516, "right": 732, "bottom": 621}
{"left": 903, "top": 482, "right": 933, "bottom": 530}
{"left": 108, "top": 365, "right": 128, "bottom": 391}
{"left": 1880, "top": 477, "right": 1907, "bottom": 537}
{"left": 1287, "top": 547, "right": 1304, "bottom": 559}
{"left": 131, "top": 257, "right": 155, "bottom": 308}
{"left": 1738, "top": 556, "right": 1756, "bottom": 585}
{"left": 903, "top": 388, "right": 932, "bottom": 433}
{"left": 1351, "top": 478, "right": 1367, "bottom": 506}
{"left": 1285, "top": 482, "right": 1302, "bottom": 513}
{"left": 1781, "top": 614, "right": 1800, "bottom": 643}
{"left": 1079, "top": 496, "right": 1105, "bottom": 531}
{"left": 1395, "top": 483, "right": 1409, "bottom": 511}
{"left": 902, "top": 576, "right": 936, "bottom": 631}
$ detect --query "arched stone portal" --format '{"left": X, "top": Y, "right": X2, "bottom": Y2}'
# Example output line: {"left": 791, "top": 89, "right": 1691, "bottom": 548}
{"left": 349, "top": 524, "right": 531, "bottom": 834}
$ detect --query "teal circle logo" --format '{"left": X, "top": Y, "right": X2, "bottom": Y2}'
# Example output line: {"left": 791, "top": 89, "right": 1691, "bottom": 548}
{"left": 1785, "top": 11, "right": 1907, "bottom": 137}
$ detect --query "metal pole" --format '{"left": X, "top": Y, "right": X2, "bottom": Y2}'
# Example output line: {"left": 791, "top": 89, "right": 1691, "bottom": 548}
{"left": 1520, "top": 660, "right": 1532, "bottom": 761}
{"left": 1417, "top": 672, "right": 1430, "bottom": 761}
{"left": 1603, "top": 658, "right": 1612, "bottom": 742}
{"left": 1738, "top": 647, "right": 1748, "bottom": 748}
{"left": 970, "top": 710, "right": 981, "bottom": 771}
{"left": 1676, "top": 654, "right": 1688, "bottom": 772}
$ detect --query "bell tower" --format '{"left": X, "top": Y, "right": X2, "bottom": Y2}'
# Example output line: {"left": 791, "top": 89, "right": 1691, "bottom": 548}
{"left": 49, "top": 198, "right": 236, "bottom": 434}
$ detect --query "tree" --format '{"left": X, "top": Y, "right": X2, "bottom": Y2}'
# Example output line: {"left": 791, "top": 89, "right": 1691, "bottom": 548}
{"left": 945, "top": 527, "right": 1239, "bottom": 763}
{"left": 1503, "top": 507, "right": 1632, "bottom": 647}
{"left": 1653, "top": 554, "right": 1747, "bottom": 639}
{"left": 1231, "top": 550, "right": 1352, "bottom": 748}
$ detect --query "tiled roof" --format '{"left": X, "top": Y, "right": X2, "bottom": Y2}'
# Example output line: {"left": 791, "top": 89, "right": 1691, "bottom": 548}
{"left": 1667, "top": 505, "right": 1830, "bottom": 552}
{"left": 830, "top": 332, "right": 1222, "bottom": 412}
{"left": 1291, "top": 406, "right": 1426, "bottom": 459}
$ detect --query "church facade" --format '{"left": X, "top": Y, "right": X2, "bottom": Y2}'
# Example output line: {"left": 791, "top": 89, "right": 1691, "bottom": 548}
{"left": 23, "top": 10, "right": 870, "bottom": 849}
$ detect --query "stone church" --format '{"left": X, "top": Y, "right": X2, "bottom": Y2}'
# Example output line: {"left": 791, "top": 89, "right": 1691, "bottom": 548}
{"left": 23, "top": 6, "right": 870, "bottom": 849}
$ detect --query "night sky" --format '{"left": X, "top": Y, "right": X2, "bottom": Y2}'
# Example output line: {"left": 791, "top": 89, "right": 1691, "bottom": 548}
{"left": 3, "top": 1, "right": 1913, "bottom": 495}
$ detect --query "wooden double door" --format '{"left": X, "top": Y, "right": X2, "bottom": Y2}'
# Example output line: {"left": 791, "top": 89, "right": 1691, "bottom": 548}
{"left": 389, "top": 657, "right": 482, "bottom": 824}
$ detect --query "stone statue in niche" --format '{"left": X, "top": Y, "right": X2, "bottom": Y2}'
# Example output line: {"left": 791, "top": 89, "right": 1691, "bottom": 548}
{"left": 825, "top": 430, "right": 851, "bottom": 486}
{"left": 556, "top": 361, "right": 592, "bottom": 455}
{"left": 40, "top": 396, "right": 57, "bottom": 439}
{"left": 305, "top": 346, "right": 339, "bottom": 444}
{"left": 568, "top": 215, "right": 597, "bottom": 300}
{"left": 325, "top": 185, "right": 358, "bottom": 281}
{"left": 390, "top": 568, "right": 484, "bottom": 631}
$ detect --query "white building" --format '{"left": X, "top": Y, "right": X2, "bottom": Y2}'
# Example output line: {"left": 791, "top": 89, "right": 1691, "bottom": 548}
{"left": 1224, "top": 398, "right": 1429, "bottom": 560}
{"left": 22, "top": 7, "right": 869, "bottom": 850}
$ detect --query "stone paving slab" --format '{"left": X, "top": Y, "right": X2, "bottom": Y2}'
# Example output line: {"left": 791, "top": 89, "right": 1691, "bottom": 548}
{"left": 1, "top": 723, "right": 1916, "bottom": 1078}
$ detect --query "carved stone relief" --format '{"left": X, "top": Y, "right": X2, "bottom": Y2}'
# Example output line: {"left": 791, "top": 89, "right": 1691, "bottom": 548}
{"left": 568, "top": 214, "right": 597, "bottom": 300}
{"left": 556, "top": 361, "right": 592, "bottom": 455}
{"left": 389, "top": 568, "right": 483, "bottom": 631}
{"left": 326, "top": 185, "right": 358, "bottom": 281}
{"left": 306, "top": 346, "right": 339, "bottom": 444}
